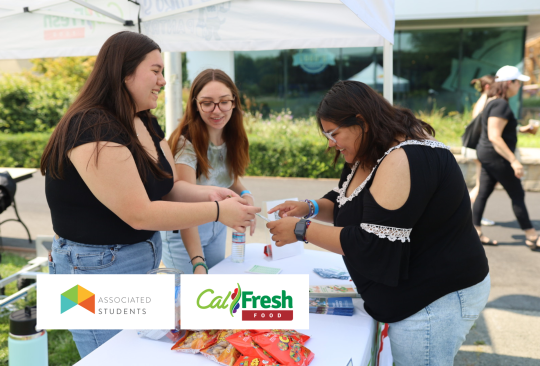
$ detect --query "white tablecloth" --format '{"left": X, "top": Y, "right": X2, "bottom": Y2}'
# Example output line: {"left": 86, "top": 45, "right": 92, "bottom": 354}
{"left": 76, "top": 244, "right": 376, "bottom": 366}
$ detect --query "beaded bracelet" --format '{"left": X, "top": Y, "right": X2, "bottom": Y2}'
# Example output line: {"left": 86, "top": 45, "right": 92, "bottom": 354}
{"left": 304, "top": 199, "right": 314, "bottom": 219}
{"left": 193, "top": 262, "right": 209, "bottom": 274}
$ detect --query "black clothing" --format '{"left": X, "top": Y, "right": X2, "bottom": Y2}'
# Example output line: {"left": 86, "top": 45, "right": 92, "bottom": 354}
{"left": 46, "top": 110, "right": 173, "bottom": 245}
{"left": 322, "top": 141, "right": 489, "bottom": 323}
{"left": 476, "top": 98, "right": 518, "bottom": 160}
{"left": 474, "top": 97, "right": 533, "bottom": 230}
{"left": 472, "top": 156, "right": 532, "bottom": 230}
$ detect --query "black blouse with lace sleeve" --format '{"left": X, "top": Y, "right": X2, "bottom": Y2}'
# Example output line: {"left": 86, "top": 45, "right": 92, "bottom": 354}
{"left": 322, "top": 141, "right": 489, "bottom": 323}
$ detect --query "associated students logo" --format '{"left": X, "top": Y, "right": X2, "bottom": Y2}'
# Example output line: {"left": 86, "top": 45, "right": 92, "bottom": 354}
{"left": 61, "top": 285, "right": 95, "bottom": 314}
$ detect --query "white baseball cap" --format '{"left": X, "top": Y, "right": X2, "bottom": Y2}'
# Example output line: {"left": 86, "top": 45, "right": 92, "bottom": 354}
{"left": 495, "top": 66, "right": 530, "bottom": 82}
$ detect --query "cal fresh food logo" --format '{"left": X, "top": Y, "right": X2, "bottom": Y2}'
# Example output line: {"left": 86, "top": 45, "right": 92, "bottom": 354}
{"left": 61, "top": 285, "right": 95, "bottom": 314}
{"left": 196, "top": 283, "right": 294, "bottom": 321}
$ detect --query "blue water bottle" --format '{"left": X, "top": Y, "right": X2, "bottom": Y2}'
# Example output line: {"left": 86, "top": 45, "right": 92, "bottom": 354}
{"left": 8, "top": 306, "right": 48, "bottom": 366}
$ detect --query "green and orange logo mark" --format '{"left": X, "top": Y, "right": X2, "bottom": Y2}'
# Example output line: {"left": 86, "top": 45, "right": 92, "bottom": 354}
{"left": 61, "top": 285, "right": 95, "bottom": 314}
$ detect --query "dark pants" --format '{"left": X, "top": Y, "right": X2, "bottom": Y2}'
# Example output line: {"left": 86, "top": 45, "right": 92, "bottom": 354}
{"left": 472, "top": 157, "right": 532, "bottom": 230}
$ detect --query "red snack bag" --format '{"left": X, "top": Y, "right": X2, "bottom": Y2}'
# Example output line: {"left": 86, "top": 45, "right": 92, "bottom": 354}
{"left": 226, "top": 330, "right": 276, "bottom": 362}
{"left": 253, "top": 332, "right": 314, "bottom": 366}
{"left": 202, "top": 329, "right": 242, "bottom": 366}
{"left": 171, "top": 330, "right": 220, "bottom": 354}
{"left": 234, "top": 355, "right": 281, "bottom": 366}
{"left": 270, "top": 330, "right": 310, "bottom": 345}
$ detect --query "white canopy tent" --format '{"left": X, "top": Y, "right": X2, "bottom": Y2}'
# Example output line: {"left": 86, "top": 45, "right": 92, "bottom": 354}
{"left": 0, "top": 0, "right": 395, "bottom": 134}
{"left": 349, "top": 61, "right": 409, "bottom": 93}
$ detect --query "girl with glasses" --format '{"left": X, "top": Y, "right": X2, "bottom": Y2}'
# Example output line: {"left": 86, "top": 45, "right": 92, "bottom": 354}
{"left": 163, "top": 69, "right": 255, "bottom": 274}
{"left": 266, "top": 80, "right": 490, "bottom": 365}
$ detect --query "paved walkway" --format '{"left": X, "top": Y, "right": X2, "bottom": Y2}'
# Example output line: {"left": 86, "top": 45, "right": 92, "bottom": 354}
{"left": 1, "top": 174, "right": 539, "bottom": 365}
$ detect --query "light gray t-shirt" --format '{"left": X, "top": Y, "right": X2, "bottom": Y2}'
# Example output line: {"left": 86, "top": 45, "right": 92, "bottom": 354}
{"left": 175, "top": 136, "right": 234, "bottom": 188}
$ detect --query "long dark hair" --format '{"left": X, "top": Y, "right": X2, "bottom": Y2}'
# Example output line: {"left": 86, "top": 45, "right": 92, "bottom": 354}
{"left": 40, "top": 31, "right": 169, "bottom": 182}
{"left": 316, "top": 81, "right": 435, "bottom": 170}
{"left": 168, "top": 69, "right": 249, "bottom": 180}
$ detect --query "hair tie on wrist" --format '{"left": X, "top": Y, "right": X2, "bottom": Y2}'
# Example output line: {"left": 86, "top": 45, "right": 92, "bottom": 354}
{"left": 189, "top": 255, "right": 205, "bottom": 264}
{"left": 215, "top": 201, "right": 220, "bottom": 222}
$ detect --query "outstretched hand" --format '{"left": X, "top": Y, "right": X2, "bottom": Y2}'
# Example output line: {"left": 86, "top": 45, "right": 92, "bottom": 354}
{"left": 267, "top": 200, "right": 309, "bottom": 219}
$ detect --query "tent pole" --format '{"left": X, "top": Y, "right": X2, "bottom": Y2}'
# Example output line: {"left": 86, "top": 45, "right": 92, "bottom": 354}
{"left": 164, "top": 52, "right": 183, "bottom": 139}
{"left": 383, "top": 39, "right": 393, "bottom": 105}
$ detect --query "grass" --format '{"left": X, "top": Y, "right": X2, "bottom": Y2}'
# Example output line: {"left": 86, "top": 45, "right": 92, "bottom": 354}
{"left": 0, "top": 252, "right": 80, "bottom": 366}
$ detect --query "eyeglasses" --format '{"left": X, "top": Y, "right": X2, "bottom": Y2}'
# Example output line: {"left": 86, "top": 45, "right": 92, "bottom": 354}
{"left": 322, "top": 126, "right": 340, "bottom": 143}
{"left": 196, "top": 99, "right": 235, "bottom": 113}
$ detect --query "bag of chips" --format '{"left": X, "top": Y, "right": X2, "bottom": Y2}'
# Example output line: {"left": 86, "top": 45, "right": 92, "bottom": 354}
{"left": 201, "top": 329, "right": 242, "bottom": 366}
{"left": 226, "top": 330, "right": 276, "bottom": 362}
{"left": 171, "top": 330, "right": 220, "bottom": 354}
{"left": 234, "top": 355, "right": 281, "bottom": 366}
{"left": 252, "top": 332, "right": 314, "bottom": 366}
{"left": 270, "top": 330, "right": 310, "bottom": 345}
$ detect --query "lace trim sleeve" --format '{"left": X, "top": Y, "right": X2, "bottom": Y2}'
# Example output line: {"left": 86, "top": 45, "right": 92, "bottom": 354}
{"left": 360, "top": 223, "right": 412, "bottom": 243}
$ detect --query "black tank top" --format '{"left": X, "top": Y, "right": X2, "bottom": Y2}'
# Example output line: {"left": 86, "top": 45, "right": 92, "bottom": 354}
{"left": 45, "top": 110, "right": 173, "bottom": 245}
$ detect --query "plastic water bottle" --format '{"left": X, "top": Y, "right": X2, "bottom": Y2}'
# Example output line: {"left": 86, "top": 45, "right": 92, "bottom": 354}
{"left": 8, "top": 306, "right": 48, "bottom": 366}
{"left": 231, "top": 232, "right": 246, "bottom": 263}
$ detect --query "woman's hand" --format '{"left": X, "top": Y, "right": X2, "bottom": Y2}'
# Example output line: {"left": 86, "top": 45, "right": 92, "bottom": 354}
{"left": 511, "top": 160, "right": 524, "bottom": 179}
{"left": 218, "top": 197, "right": 260, "bottom": 232}
{"left": 267, "top": 200, "right": 309, "bottom": 219}
{"left": 266, "top": 217, "right": 300, "bottom": 247}
{"left": 243, "top": 195, "right": 257, "bottom": 236}
{"left": 207, "top": 186, "right": 239, "bottom": 202}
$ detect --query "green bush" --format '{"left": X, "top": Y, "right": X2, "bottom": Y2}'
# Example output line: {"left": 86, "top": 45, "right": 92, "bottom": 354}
{"left": 0, "top": 132, "right": 50, "bottom": 167}
{"left": 0, "top": 73, "right": 77, "bottom": 134}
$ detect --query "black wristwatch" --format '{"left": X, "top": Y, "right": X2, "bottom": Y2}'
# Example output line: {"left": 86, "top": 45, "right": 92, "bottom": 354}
{"left": 294, "top": 219, "right": 311, "bottom": 243}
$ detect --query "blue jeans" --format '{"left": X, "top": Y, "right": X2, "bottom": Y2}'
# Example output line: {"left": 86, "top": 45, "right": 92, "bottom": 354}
{"left": 389, "top": 273, "right": 491, "bottom": 366}
{"left": 160, "top": 221, "right": 227, "bottom": 274}
{"left": 48, "top": 232, "right": 162, "bottom": 359}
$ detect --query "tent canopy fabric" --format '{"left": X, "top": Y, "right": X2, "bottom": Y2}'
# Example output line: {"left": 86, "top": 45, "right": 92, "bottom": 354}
{"left": 0, "top": 0, "right": 395, "bottom": 59}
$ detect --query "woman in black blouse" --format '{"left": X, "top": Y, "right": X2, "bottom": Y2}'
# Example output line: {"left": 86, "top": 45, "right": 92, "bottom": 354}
{"left": 473, "top": 66, "right": 539, "bottom": 250}
{"left": 267, "top": 81, "right": 490, "bottom": 365}
{"left": 41, "top": 32, "right": 259, "bottom": 358}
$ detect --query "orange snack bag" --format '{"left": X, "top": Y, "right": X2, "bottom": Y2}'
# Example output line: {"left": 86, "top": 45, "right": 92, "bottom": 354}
{"left": 171, "top": 330, "right": 220, "bottom": 354}
{"left": 252, "top": 332, "right": 314, "bottom": 366}
{"left": 226, "top": 330, "right": 276, "bottom": 362}
{"left": 202, "top": 329, "right": 242, "bottom": 366}
{"left": 270, "top": 330, "right": 310, "bottom": 345}
{"left": 234, "top": 355, "right": 281, "bottom": 366}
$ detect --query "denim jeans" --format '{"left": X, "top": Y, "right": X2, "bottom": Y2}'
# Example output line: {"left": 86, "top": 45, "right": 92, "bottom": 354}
{"left": 389, "top": 273, "right": 491, "bottom": 366}
{"left": 160, "top": 221, "right": 227, "bottom": 274}
{"left": 48, "top": 231, "right": 162, "bottom": 359}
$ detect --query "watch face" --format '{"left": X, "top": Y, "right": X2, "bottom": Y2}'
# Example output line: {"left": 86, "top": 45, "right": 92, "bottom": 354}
{"left": 294, "top": 220, "right": 306, "bottom": 241}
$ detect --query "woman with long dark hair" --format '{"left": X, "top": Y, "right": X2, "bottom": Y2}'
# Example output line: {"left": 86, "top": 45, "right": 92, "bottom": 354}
{"left": 163, "top": 69, "right": 254, "bottom": 274}
{"left": 41, "top": 32, "right": 259, "bottom": 358}
{"left": 267, "top": 81, "right": 490, "bottom": 365}
{"left": 473, "top": 66, "right": 539, "bottom": 249}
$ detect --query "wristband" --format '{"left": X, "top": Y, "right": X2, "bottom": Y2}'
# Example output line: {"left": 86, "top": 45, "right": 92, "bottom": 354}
{"left": 310, "top": 199, "right": 319, "bottom": 218}
{"left": 240, "top": 190, "right": 252, "bottom": 197}
{"left": 304, "top": 220, "right": 312, "bottom": 243}
{"left": 193, "top": 262, "right": 209, "bottom": 273}
{"left": 215, "top": 201, "right": 220, "bottom": 222}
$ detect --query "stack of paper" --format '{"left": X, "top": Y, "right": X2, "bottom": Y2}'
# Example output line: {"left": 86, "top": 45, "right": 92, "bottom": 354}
{"left": 309, "top": 285, "right": 360, "bottom": 298}
{"left": 309, "top": 297, "right": 354, "bottom": 316}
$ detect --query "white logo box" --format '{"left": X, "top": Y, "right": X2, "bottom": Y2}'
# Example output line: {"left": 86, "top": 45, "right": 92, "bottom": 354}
{"left": 181, "top": 274, "right": 309, "bottom": 329}
{"left": 37, "top": 274, "right": 174, "bottom": 330}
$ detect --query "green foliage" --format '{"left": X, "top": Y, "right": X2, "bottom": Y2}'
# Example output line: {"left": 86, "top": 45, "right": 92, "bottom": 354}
{"left": 0, "top": 73, "right": 78, "bottom": 134}
{"left": 244, "top": 111, "right": 344, "bottom": 178}
{"left": 0, "top": 132, "right": 50, "bottom": 168}
{"left": 0, "top": 252, "right": 80, "bottom": 366}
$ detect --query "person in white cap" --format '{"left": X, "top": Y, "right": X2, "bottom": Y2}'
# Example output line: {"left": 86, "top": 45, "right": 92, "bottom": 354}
{"left": 472, "top": 65, "right": 539, "bottom": 250}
